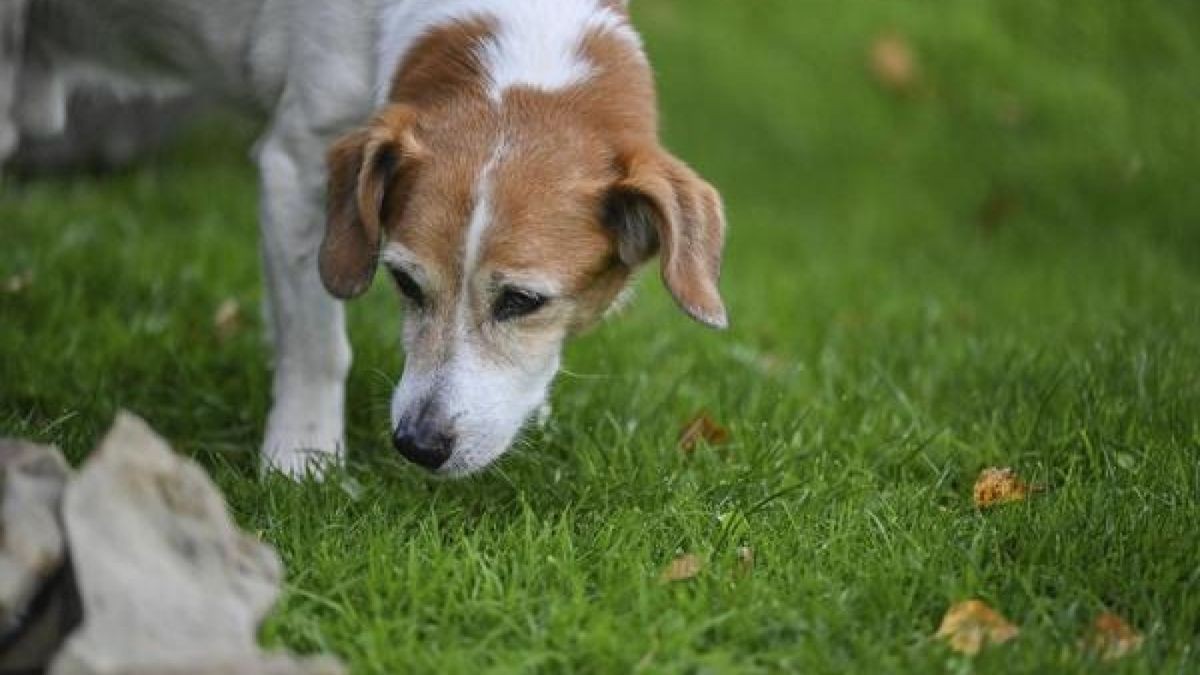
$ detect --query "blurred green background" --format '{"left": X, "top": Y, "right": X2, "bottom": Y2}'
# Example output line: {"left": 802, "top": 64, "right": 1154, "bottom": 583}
{"left": 3, "top": 1, "right": 1199, "bottom": 672}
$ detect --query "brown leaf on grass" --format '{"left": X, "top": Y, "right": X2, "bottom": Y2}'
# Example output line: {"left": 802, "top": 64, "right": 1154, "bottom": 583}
{"left": 678, "top": 413, "right": 730, "bottom": 454}
{"left": 213, "top": 298, "right": 242, "bottom": 340}
{"left": 4, "top": 271, "right": 33, "bottom": 294}
{"left": 973, "top": 467, "right": 1036, "bottom": 508}
{"left": 1080, "top": 612, "right": 1143, "bottom": 660}
{"left": 936, "top": 600, "right": 1019, "bottom": 655}
{"left": 660, "top": 554, "right": 703, "bottom": 583}
{"left": 869, "top": 32, "right": 920, "bottom": 95}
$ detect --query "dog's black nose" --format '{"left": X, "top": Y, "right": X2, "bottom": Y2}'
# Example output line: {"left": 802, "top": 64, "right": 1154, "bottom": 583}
{"left": 392, "top": 425, "right": 453, "bottom": 471}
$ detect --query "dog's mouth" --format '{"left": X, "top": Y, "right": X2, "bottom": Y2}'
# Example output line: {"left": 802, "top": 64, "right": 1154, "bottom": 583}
{"left": 395, "top": 438, "right": 514, "bottom": 478}
{"left": 435, "top": 454, "right": 493, "bottom": 478}
{"left": 392, "top": 390, "right": 561, "bottom": 476}
{"left": 390, "top": 401, "right": 536, "bottom": 477}
{"left": 389, "top": 348, "right": 561, "bottom": 476}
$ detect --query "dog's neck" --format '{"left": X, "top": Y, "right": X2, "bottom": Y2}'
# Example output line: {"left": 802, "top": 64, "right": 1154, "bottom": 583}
{"left": 375, "top": 0, "right": 643, "bottom": 108}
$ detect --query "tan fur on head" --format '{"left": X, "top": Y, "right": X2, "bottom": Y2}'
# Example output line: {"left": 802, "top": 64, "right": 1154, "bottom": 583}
{"left": 321, "top": 6, "right": 728, "bottom": 474}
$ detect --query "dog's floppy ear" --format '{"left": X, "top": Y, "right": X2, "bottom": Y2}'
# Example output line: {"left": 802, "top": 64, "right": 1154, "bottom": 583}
{"left": 604, "top": 144, "right": 728, "bottom": 329}
{"left": 320, "top": 104, "right": 424, "bottom": 299}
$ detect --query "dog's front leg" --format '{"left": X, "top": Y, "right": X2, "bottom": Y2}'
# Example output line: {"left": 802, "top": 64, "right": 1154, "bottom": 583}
{"left": 255, "top": 118, "right": 349, "bottom": 479}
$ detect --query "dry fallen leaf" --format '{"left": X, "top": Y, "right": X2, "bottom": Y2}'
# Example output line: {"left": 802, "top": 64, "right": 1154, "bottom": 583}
{"left": 973, "top": 467, "right": 1034, "bottom": 508}
{"left": 213, "top": 298, "right": 242, "bottom": 340}
{"left": 1081, "top": 612, "right": 1143, "bottom": 660}
{"left": 660, "top": 553, "right": 703, "bottom": 583}
{"left": 936, "top": 600, "right": 1019, "bottom": 655}
{"left": 869, "top": 32, "right": 920, "bottom": 95}
{"left": 678, "top": 413, "right": 730, "bottom": 454}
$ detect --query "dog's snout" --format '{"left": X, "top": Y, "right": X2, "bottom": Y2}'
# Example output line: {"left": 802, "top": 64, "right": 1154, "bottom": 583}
{"left": 392, "top": 418, "right": 454, "bottom": 472}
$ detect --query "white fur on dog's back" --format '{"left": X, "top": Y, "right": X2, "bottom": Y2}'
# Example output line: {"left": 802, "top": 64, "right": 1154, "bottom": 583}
{"left": 375, "top": 0, "right": 639, "bottom": 104}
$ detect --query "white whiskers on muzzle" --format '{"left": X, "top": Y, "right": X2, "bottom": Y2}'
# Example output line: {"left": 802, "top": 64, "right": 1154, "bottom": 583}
{"left": 390, "top": 342, "right": 561, "bottom": 477}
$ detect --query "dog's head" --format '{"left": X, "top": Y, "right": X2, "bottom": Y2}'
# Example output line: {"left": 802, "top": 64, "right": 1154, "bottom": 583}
{"left": 318, "top": 17, "right": 726, "bottom": 476}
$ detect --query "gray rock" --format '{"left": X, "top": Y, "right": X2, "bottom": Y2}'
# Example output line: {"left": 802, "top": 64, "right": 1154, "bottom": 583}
{"left": 0, "top": 567, "right": 81, "bottom": 673}
{"left": 50, "top": 412, "right": 344, "bottom": 675}
{"left": 0, "top": 438, "right": 76, "bottom": 672}
{"left": 0, "top": 439, "right": 70, "bottom": 628}
{"left": 77, "top": 654, "right": 348, "bottom": 675}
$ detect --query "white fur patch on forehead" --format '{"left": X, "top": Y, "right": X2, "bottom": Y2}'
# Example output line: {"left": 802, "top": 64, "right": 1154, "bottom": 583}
{"left": 461, "top": 139, "right": 507, "bottom": 279}
{"left": 376, "top": 0, "right": 640, "bottom": 104}
{"left": 476, "top": 0, "right": 639, "bottom": 101}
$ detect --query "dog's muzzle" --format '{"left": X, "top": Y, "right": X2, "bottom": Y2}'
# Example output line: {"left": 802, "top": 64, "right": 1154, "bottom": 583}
{"left": 392, "top": 415, "right": 454, "bottom": 472}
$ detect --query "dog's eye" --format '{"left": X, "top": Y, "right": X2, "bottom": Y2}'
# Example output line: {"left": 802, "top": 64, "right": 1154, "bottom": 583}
{"left": 389, "top": 267, "right": 425, "bottom": 307}
{"left": 493, "top": 288, "right": 547, "bottom": 321}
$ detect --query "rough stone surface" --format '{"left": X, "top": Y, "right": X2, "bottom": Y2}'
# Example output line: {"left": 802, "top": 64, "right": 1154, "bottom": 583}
{"left": 0, "top": 439, "right": 71, "bottom": 635}
{"left": 49, "top": 412, "right": 344, "bottom": 675}
{"left": 0, "top": 438, "right": 78, "bottom": 671}
{"left": 0, "top": 568, "right": 81, "bottom": 672}
{"left": 56, "top": 654, "right": 347, "bottom": 675}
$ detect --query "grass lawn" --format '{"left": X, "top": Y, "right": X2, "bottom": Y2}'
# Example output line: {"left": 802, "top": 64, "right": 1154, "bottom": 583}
{"left": 3, "top": 0, "right": 1199, "bottom": 672}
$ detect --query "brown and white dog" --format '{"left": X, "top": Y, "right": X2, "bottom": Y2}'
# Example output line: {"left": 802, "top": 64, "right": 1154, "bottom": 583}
{"left": 2, "top": 0, "right": 727, "bottom": 477}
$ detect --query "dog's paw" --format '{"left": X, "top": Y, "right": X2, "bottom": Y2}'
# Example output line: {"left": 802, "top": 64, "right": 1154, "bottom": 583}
{"left": 262, "top": 381, "right": 346, "bottom": 481}
{"left": 260, "top": 433, "right": 344, "bottom": 481}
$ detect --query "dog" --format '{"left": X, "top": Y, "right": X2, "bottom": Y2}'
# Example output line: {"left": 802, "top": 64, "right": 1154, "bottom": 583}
{"left": 2, "top": 0, "right": 728, "bottom": 477}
